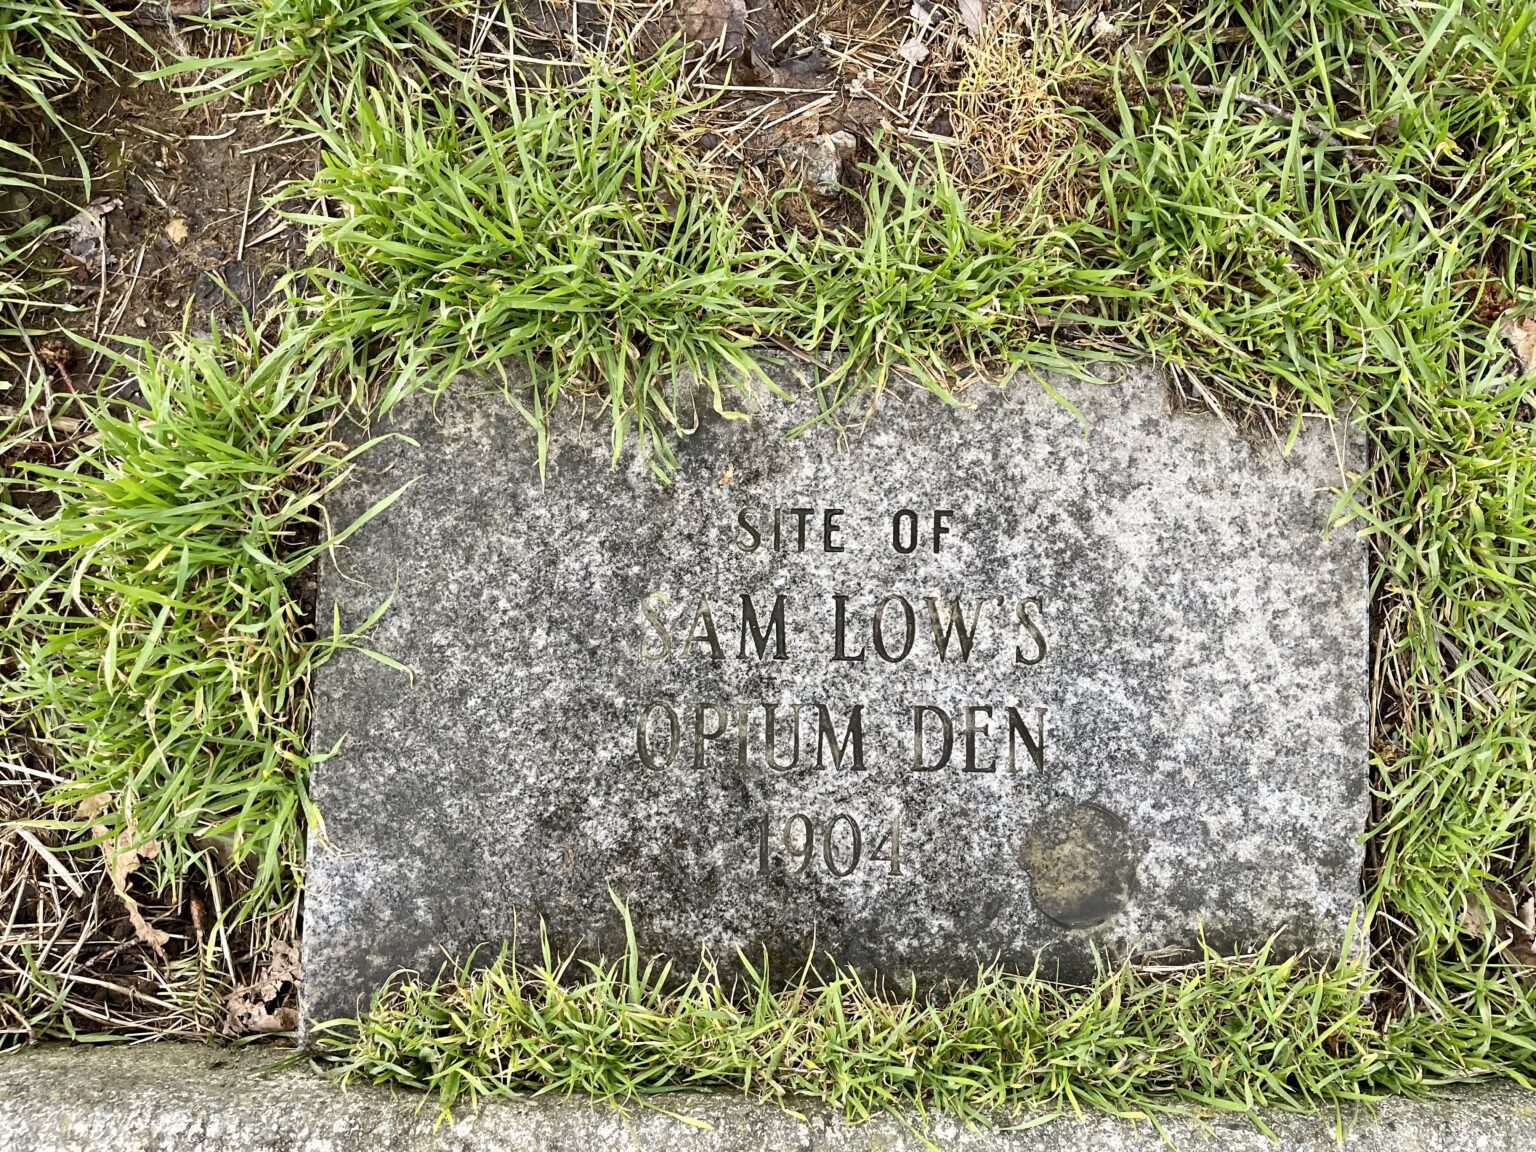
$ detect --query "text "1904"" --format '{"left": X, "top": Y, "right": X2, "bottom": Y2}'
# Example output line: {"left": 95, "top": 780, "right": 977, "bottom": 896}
{"left": 757, "top": 809, "right": 903, "bottom": 877}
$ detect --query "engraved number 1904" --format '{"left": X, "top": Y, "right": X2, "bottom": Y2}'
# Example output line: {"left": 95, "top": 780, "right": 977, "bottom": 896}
{"left": 757, "top": 810, "right": 903, "bottom": 877}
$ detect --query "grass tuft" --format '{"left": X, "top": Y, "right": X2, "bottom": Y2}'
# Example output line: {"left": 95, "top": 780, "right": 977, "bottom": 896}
{"left": 774, "top": 142, "right": 1125, "bottom": 413}
{"left": 164, "top": 0, "right": 468, "bottom": 115}
{"left": 1, "top": 320, "right": 376, "bottom": 928}
{"left": 1, "top": 0, "right": 146, "bottom": 378}
{"left": 288, "top": 52, "right": 1121, "bottom": 472}
{"left": 287, "top": 56, "right": 788, "bottom": 473}
{"left": 314, "top": 927, "right": 1422, "bottom": 1124}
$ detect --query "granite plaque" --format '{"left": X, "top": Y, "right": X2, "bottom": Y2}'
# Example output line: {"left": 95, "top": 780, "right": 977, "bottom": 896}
{"left": 303, "top": 366, "right": 1369, "bottom": 1024}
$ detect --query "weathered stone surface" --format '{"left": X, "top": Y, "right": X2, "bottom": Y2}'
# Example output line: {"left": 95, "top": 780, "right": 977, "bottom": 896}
{"left": 6, "top": 1044, "right": 1536, "bottom": 1152}
{"left": 304, "top": 365, "right": 1368, "bottom": 1025}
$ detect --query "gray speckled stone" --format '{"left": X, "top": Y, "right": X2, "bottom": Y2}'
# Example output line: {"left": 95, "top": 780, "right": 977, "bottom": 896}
{"left": 304, "top": 364, "right": 1368, "bottom": 1025}
{"left": 6, "top": 1044, "right": 1536, "bottom": 1152}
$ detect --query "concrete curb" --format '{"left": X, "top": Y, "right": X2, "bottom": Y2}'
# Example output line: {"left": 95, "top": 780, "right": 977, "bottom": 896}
{"left": 2, "top": 1043, "right": 1533, "bottom": 1152}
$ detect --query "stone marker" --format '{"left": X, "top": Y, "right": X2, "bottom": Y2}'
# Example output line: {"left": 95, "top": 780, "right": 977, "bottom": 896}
{"left": 303, "top": 365, "right": 1368, "bottom": 1026}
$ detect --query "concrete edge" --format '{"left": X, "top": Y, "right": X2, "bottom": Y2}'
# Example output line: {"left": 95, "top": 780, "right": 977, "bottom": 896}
{"left": 2, "top": 1043, "right": 1533, "bottom": 1152}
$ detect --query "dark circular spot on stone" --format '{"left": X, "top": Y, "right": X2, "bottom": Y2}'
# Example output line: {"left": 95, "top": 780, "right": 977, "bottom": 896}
{"left": 1021, "top": 803, "right": 1139, "bottom": 928}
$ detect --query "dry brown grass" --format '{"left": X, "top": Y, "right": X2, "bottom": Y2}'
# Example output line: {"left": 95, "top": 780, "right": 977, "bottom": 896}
{"left": 949, "top": 3, "right": 1097, "bottom": 222}
{"left": 1, "top": 592, "right": 303, "bottom": 1049}
{"left": 1, "top": 752, "right": 230, "bottom": 1043}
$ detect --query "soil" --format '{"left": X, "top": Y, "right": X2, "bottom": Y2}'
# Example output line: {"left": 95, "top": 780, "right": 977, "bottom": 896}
{"left": 4, "top": 2, "right": 899, "bottom": 400}
{"left": 2, "top": 27, "right": 310, "bottom": 395}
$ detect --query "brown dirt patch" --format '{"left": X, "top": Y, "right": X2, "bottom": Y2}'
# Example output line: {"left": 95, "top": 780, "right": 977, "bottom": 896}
{"left": 2, "top": 26, "right": 309, "bottom": 393}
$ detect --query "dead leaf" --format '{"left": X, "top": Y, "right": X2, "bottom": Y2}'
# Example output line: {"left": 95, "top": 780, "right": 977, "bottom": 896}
{"left": 1457, "top": 880, "right": 1536, "bottom": 975}
{"left": 957, "top": 0, "right": 987, "bottom": 40}
{"left": 1458, "top": 896, "right": 1490, "bottom": 939}
{"left": 1512, "top": 940, "right": 1536, "bottom": 972}
{"left": 678, "top": 0, "right": 747, "bottom": 57}
{"left": 77, "top": 791, "right": 112, "bottom": 822}
{"left": 1514, "top": 895, "right": 1536, "bottom": 972}
{"left": 1458, "top": 881, "right": 1515, "bottom": 939}
{"left": 1092, "top": 12, "right": 1122, "bottom": 40}
{"left": 1488, "top": 882, "right": 1518, "bottom": 918}
{"left": 266, "top": 939, "right": 302, "bottom": 985}
{"left": 898, "top": 37, "right": 931, "bottom": 64}
{"left": 908, "top": 0, "right": 933, "bottom": 29}
{"left": 1497, "top": 310, "right": 1536, "bottom": 373}
{"left": 778, "top": 131, "right": 858, "bottom": 196}
{"left": 78, "top": 791, "right": 170, "bottom": 957}
{"left": 63, "top": 196, "right": 121, "bottom": 277}
{"left": 165, "top": 218, "right": 189, "bottom": 245}
{"left": 226, "top": 940, "right": 302, "bottom": 1034}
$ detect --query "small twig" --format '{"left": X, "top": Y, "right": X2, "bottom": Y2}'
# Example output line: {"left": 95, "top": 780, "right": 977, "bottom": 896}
{"left": 236, "top": 162, "right": 257, "bottom": 263}
{"left": 245, "top": 222, "right": 288, "bottom": 249}
{"left": 1154, "top": 82, "right": 1354, "bottom": 152}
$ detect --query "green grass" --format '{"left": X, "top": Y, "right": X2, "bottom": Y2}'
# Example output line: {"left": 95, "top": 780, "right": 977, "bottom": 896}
{"left": 284, "top": 52, "right": 1123, "bottom": 471}
{"left": 0, "top": 218, "right": 64, "bottom": 384}
{"left": 1, "top": 0, "right": 134, "bottom": 123}
{"left": 774, "top": 144, "right": 1129, "bottom": 412}
{"left": 313, "top": 915, "right": 1412, "bottom": 1125}
{"left": 162, "top": 0, "right": 467, "bottom": 116}
{"left": 286, "top": 60, "right": 791, "bottom": 472}
{"left": 4, "top": 0, "right": 1536, "bottom": 1126}
{"left": 0, "top": 0, "right": 144, "bottom": 184}
{"left": 1081, "top": 1, "right": 1536, "bottom": 1082}
{"left": 1, "top": 321, "right": 390, "bottom": 928}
